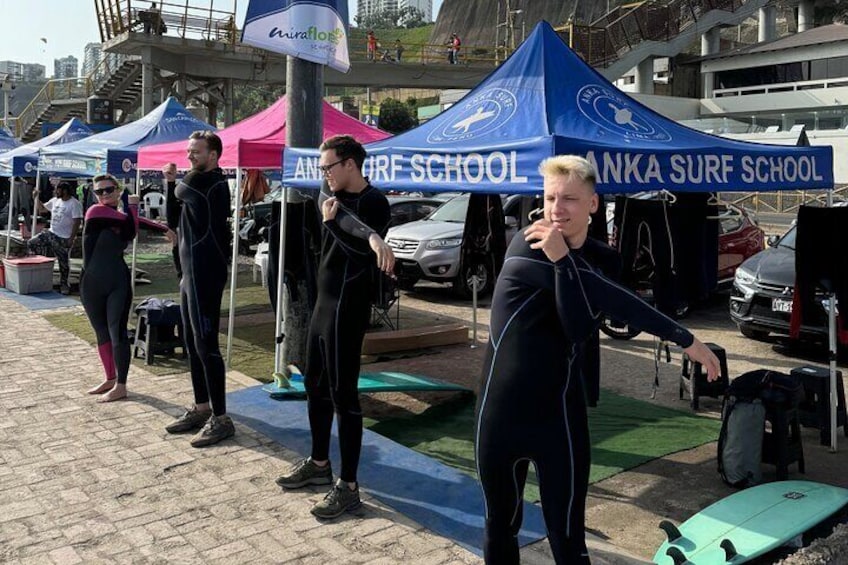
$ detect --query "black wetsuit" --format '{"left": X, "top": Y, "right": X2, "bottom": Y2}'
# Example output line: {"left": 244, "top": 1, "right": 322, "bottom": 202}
{"left": 81, "top": 204, "right": 167, "bottom": 384}
{"left": 476, "top": 234, "right": 694, "bottom": 564}
{"left": 175, "top": 168, "right": 230, "bottom": 416}
{"left": 305, "top": 182, "right": 390, "bottom": 484}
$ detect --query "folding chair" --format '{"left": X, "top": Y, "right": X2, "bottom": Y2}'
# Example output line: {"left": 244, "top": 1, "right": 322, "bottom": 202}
{"left": 371, "top": 271, "right": 400, "bottom": 330}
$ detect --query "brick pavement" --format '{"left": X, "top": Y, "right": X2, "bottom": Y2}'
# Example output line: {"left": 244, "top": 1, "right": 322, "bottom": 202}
{"left": 0, "top": 296, "right": 482, "bottom": 564}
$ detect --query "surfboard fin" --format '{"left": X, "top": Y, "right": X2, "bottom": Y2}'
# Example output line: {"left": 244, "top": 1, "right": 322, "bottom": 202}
{"left": 659, "top": 520, "right": 683, "bottom": 542}
{"left": 720, "top": 539, "right": 738, "bottom": 561}
{"left": 666, "top": 546, "right": 688, "bottom": 565}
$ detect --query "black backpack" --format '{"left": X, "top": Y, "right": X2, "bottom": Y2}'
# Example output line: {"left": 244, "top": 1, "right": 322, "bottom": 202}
{"left": 717, "top": 369, "right": 803, "bottom": 488}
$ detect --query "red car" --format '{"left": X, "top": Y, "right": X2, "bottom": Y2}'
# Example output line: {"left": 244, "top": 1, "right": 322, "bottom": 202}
{"left": 716, "top": 202, "right": 765, "bottom": 284}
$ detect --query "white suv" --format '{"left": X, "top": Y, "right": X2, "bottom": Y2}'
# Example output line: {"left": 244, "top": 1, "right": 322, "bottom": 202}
{"left": 386, "top": 194, "right": 530, "bottom": 297}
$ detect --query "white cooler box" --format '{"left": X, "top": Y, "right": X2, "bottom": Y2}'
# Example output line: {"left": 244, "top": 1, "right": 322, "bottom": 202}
{"left": 3, "top": 256, "right": 55, "bottom": 294}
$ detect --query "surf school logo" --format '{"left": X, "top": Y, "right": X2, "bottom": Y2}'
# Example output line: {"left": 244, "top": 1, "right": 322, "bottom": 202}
{"left": 122, "top": 159, "right": 133, "bottom": 173}
{"left": 577, "top": 85, "right": 671, "bottom": 142}
{"left": 427, "top": 88, "right": 517, "bottom": 144}
{"left": 24, "top": 161, "right": 34, "bottom": 173}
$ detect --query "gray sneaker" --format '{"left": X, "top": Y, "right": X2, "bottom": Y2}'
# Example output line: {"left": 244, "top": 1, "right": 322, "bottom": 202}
{"left": 311, "top": 479, "right": 362, "bottom": 519}
{"left": 165, "top": 406, "right": 212, "bottom": 434}
{"left": 189, "top": 414, "right": 235, "bottom": 447}
{"left": 276, "top": 457, "right": 333, "bottom": 489}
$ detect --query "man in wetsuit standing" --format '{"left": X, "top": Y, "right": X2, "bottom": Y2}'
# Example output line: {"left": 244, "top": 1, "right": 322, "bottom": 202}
{"left": 276, "top": 135, "right": 395, "bottom": 520}
{"left": 164, "top": 131, "right": 235, "bottom": 448}
{"left": 475, "top": 155, "right": 720, "bottom": 564}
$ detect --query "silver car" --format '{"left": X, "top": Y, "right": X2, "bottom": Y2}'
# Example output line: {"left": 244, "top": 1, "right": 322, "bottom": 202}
{"left": 386, "top": 194, "right": 527, "bottom": 297}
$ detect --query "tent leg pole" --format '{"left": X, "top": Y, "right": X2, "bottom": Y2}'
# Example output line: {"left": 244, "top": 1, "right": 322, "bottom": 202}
{"left": 30, "top": 171, "right": 40, "bottom": 238}
{"left": 226, "top": 168, "right": 242, "bottom": 368}
{"left": 131, "top": 169, "right": 140, "bottom": 295}
{"left": 5, "top": 176, "right": 16, "bottom": 257}
{"left": 273, "top": 185, "right": 289, "bottom": 380}
{"left": 827, "top": 187, "right": 838, "bottom": 452}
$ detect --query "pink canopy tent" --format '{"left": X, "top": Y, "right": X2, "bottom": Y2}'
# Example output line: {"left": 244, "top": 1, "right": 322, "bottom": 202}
{"left": 136, "top": 96, "right": 390, "bottom": 170}
{"left": 136, "top": 95, "right": 391, "bottom": 371}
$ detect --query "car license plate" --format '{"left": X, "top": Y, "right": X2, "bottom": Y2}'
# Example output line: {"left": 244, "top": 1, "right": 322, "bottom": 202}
{"left": 772, "top": 298, "right": 793, "bottom": 313}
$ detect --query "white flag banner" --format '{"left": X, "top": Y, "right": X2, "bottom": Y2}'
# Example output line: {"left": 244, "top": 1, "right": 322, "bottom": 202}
{"left": 241, "top": 0, "right": 350, "bottom": 73}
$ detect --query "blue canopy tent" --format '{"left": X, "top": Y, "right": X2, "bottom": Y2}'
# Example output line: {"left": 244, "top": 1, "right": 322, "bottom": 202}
{"left": 1, "top": 118, "right": 94, "bottom": 256}
{"left": 38, "top": 97, "right": 215, "bottom": 178}
{"left": 283, "top": 21, "right": 833, "bottom": 194}
{"left": 0, "top": 127, "right": 21, "bottom": 153}
{"left": 0, "top": 117, "right": 94, "bottom": 177}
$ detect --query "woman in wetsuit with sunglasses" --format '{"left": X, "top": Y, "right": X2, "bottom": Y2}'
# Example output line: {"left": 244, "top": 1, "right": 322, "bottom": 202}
{"left": 82, "top": 174, "right": 170, "bottom": 402}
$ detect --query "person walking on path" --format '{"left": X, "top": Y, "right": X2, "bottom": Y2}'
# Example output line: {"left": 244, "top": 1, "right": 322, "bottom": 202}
{"left": 366, "top": 30, "right": 378, "bottom": 61}
{"left": 163, "top": 131, "right": 235, "bottom": 448}
{"left": 395, "top": 39, "right": 404, "bottom": 62}
{"left": 29, "top": 181, "right": 83, "bottom": 295}
{"left": 475, "top": 155, "right": 721, "bottom": 564}
{"left": 276, "top": 135, "right": 395, "bottom": 519}
{"left": 81, "top": 174, "right": 169, "bottom": 402}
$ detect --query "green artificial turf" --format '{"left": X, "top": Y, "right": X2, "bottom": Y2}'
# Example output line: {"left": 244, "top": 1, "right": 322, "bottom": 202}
{"left": 365, "top": 390, "right": 721, "bottom": 502}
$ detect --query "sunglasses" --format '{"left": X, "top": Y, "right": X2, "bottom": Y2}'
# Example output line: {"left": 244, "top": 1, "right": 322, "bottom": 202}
{"left": 93, "top": 186, "right": 117, "bottom": 196}
{"left": 319, "top": 158, "right": 348, "bottom": 175}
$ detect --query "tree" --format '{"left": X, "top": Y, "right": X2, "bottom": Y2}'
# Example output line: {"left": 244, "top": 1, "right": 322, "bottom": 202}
{"left": 379, "top": 98, "right": 418, "bottom": 133}
{"left": 355, "top": 6, "right": 427, "bottom": 29}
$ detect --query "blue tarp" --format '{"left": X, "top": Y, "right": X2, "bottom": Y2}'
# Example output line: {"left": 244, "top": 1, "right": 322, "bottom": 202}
{"left": 0, "top": 127, "right": 21, "bottom": 153}
{"left": 38, "top": 97, "right": 215, "bottom": 177}
{"left": 283, "top": 21, "right": 833, "bottom": 194}
{"left": 0, "top": 118, "right": 93, "bottom": 177}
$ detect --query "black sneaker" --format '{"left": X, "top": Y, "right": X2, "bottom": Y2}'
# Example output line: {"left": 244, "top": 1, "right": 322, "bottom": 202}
{"left": 165, "top": 406, "right": 212, "bottom": 434}
{"left": 276, "top": 457, "right": 333, "bottom": 489}
{"left": 189, "top": 414, "right": 235, "bottom": 447}
{"left": 60, "top": 284, "right": 71, "bottom": 295}
{"left": 311, "top": 479, "right": 362, "bottom": 519}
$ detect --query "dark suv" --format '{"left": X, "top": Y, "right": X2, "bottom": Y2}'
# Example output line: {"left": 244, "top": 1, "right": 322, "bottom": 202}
{"left": 729, "top": 208, "right": 843, "bottom": 341}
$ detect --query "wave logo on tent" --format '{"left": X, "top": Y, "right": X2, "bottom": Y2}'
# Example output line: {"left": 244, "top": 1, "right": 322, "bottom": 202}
{"left": 122, "top": 159, "right": 133, "bottom": 173}
{"left": 577, "top": 85, "right": 671, "bottom": 142}
{"left": 24, "top": 161, "right": 34, "bottom": 173}
{"left": 427, "top": 88, "right": 517, "bottom": 144}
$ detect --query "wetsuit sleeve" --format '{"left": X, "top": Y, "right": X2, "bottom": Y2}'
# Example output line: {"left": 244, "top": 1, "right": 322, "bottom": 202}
{"left": 323, "top": 190, "right": 391, "bottom": 264}
{"left": 165, "top": 180, "right": 181, "bottom": 230}
{"left": 138, "top": 216, "right": 169, "bottom": 233}
{"left": 317, "top": 181, "right": 378, "bottom": 242}
{"left": 553, "top": 253, "right": 597, "bottom": 344}
{"left": 120, "top": 204, "right": 139, "bottom": 241}
{"left": 575, "top": 266, "right": 694, "bottom": 347}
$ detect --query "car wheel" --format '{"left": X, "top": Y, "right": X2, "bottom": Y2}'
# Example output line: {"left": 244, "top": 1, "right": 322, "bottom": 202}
{"left": 600, "top": 317, "right": 642, "bottom": 340}
{"left": 454, "top": 260, "right": 493, "bottom": 299}
{"left": 397, "top": 277, "right": 418, "bottom": 291}
{"left": 740, "top": 326, "right": 769, "bottom": 340}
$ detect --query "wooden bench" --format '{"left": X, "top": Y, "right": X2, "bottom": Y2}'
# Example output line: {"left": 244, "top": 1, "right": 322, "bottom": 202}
{"left": 362, "top": 323, "right": 468, "bottom": 355}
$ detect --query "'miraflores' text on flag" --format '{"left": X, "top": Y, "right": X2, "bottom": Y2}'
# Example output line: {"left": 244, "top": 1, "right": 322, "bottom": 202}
{"left": 241, "top": 0, "right": 350, "bottom": 73}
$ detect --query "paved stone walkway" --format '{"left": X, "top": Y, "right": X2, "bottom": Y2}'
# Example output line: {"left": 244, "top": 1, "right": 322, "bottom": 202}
{"left": 0, "top": 296, "right": 481, "bottom": 564}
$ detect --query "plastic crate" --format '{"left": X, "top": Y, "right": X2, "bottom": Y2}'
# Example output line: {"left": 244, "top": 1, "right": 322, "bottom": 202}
{"left": 2, "top": 256, "right": 55, "bottom": 294}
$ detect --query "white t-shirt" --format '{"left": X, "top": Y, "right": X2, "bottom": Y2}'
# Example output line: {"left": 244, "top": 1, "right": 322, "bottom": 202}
{"left": 45, "top": 197, "right": 83, "bottom": 239}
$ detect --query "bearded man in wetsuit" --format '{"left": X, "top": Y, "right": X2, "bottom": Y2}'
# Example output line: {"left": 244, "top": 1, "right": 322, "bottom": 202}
{"left": 163, "top": 131, "right": 235, "bottom": 448}
{"left": 475, "top": 155, "right": 721, "bottom": 564}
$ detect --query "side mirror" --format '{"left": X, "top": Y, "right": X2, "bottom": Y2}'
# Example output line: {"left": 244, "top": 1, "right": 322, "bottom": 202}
{"left": 504, "top": 215, "right": 518, "bottom": 229}
{"left": 766, "top": 235, "right": 779, "bottom": 247}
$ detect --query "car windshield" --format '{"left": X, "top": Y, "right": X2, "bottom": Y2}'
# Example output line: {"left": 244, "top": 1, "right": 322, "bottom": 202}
{"left": 778, "top": 226, "right": 796, "bottom": 250}
{"left": 427, "top": 196, "right": 468, "bottom": 223}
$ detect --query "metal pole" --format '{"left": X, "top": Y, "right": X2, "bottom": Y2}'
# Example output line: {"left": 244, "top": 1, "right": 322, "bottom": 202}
{"left": 273, "top": 186, "right": 288, "bottom": 376}
{"left": 5, "top": 176, "right": 16, "bottom": 257}
{"left": 130, "top": 168, "right": 140, "bottom": 294}
{"left": 30, "top": 170, "right": 41, "bottom": 238}
{"left": 470, "top": 275, "right": 478, "bottom": 348}
{"left": 274, "top": 54, "right": 323, "bottom": 382}
{"left": 827, "top": 188, "right": 838, "bottom": 452}
{"left": 226, "top": 167, "right": 242, "bottom": 367}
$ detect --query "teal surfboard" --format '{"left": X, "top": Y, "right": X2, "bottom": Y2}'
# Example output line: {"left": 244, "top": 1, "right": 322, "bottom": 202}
{"left": 653, "top": 480, "right": 848, "bottom": 564}
{"left": 261, "top": 370, "right": 469, "bottom": 399}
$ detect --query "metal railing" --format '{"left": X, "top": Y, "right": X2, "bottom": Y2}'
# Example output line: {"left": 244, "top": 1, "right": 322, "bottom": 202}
{"left": 10, "top": 52, "right": 138, "bottom": 139}
{"left": 348, "top": 41, "right": 509, "bottom": 66}
{"left": 558, "top": 0, "right": 751, "bottom": 68}
{"left": 95, "top": 0, "right": 238, "bottom": 46}
{"left": 726, "top": 187, "right": 848, "bottom": 214}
